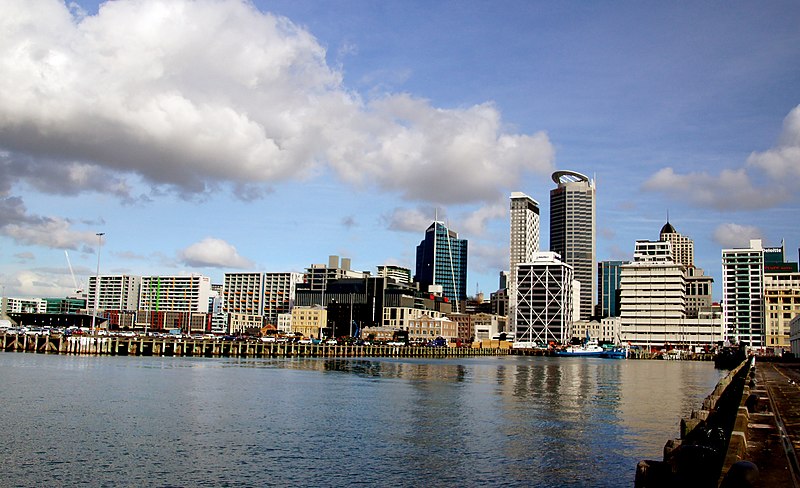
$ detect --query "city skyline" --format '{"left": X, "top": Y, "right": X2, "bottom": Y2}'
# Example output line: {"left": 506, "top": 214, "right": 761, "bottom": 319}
{"left": 1, "top": 1, "right": 799, "bottom": 300}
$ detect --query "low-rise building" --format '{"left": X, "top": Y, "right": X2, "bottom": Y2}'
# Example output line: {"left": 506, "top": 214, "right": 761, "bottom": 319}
{"left": 291, "top": 306, "right": 327, "bottom": 339}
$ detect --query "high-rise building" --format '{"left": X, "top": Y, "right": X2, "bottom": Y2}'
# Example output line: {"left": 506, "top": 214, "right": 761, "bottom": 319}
{"left": 597, "top": 260, "right": 628, "bottom": 318}
{"left": 722, "top": 239, "right": 765, "bottom": 347}
{"left": 414, "top": 222, "right": 468, "bottom": 306}
{"left": 619, "top": 241, "right": 721, "bottom": 348}
{"left": 550, "top": 170, "right": 595, "bottom": 320}
{"left": 685, "top": 266, "right": 713, "bottom": 317}
{"left": 763, "top": 242, "right": 800, "bottom": 351}
{"left": 509, "top": 192, "right": 540, "bottom": 329}
{"left": 514, "top": 252, "right": 574, "bottom": 346}
{"left": 304, "top": 255, "right": 366, "bottom": 292}
{"left": 139, "top": 275, "right": 212, "bottom": 313}
{"left": 223, "top": 272, "right": 264, "bottom": 315}
{"left": 87, "top": 274, "right": 141, "bottom": 311}
{"left": 659, "top": 220, "right": 694, "bottom": 269}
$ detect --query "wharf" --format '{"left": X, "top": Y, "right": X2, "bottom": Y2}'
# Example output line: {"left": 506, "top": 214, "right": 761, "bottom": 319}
{"left": 0, "top": 332, "right": 510, "bottom": 359}
{"left": 735, "top": 361, "right": 800, "bottom": 487}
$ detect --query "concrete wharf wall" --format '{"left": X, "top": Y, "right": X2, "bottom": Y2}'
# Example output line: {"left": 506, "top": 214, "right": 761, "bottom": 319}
{"left": 0, "top": 333, "right": 510, "bottom": 359}
{"left": 635, "top": 356, "right": 800, "bottom": 487}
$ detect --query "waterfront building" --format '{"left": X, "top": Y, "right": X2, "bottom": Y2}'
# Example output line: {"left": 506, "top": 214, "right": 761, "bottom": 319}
{"left": 229, "top": 312, "right": 264, "bottom": 335}
{"left": 550, "top": 170, "right": 596, "bottom": 320}
{"left": 263, "top": 272, "right": 304, "bottom": 325}
{"left": 572, "top": 317, "right": 620, "bottom": 344}
{"left": 3, "top": 297, "right": 47, "bottom": 314}
{"left": 408, "top": 314, "right": 457, "bottom": 343}
{"left": 277, "top": 313, "right": 292, "bottom": 334}
{"left": 472, "top": 313, "right": 509, "bottom": 342}
{"left": 619, "top": 241, "right": 722, "bottom": 348}
{"left": 514, "top": 252, "right": 574, "bottom": 346}
{"left": 764, "top": 269, "right": 800, "bottom": 351}
{"left": 377, "top": 265, "right": 412, "bottom": 284}
{"left": 87, "top": 274, "right": 141, "bottom": 312}
{"left": 383, "top": 306, "right": 444, "bottom": 330}
{"left": 210, "top": 312, "right": 229, "bottom": 335}
{"left": 44, "top": 297, "right": 86, "bottom": 314}
{"left": 490, "top": 288, "right": 508, "bottom": 317}
{"left": 290, "top": 305, "right": 327, "bottom": 338}
{"left": 659, "top": 220, "right": 694, "bottom": 269}
{"left": 415, "top": 222, "right": 468, "bottom": 307}
{"left": 139, "top": 275, "right": 212, "bottom": 313}
{"left": 445, "top": 312, "right": 473, "bottom": 342}
{"left": 722, "top": 240, "right": 765, "bottom": 348}
{"left": 597, "top": 260, "right": 628, "bottom": 318}
{"left": 223, "top": 272, "right": 263, "bottom": 316}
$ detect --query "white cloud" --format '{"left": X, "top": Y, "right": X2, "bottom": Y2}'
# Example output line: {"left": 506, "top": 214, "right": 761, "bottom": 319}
{"left": 0, "top": 0, "right": 554, "bottom": 204}
{"left": 747, "top": 104, "right": 800, "bottom": 179}
{"left": 642, "top": 167, "right": 788, "bottom": 211}
{"left": 460, "top": 200, "right": 507, "bottom": 236}
{"left": 643, "top": 105, "right": 800, "bottom": 211}
{"left": 7, "top": 269, "right": 76, "bottom": 298}
{"left": 179, "top": 237, "right": 253, "bottom": 269}
{"left": 384, "top": 207, "right": 440, "bottom": 233}
{"left": 712, "top": 223, "right": 764, "bottom": 249}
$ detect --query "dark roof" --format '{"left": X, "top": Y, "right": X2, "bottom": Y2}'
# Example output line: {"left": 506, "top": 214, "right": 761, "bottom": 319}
{"left": 660, "top": 221, "right": 677, "bottom": 235}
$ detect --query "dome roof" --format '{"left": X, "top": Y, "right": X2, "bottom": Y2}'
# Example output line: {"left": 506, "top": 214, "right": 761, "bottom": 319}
{"left": 660, "top": 221, "right": 677, "bottom": 235}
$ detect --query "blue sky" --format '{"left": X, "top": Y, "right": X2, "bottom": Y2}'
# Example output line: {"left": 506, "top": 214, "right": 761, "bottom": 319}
{"left": 1, "top": 0, "right": 799, "bottom": 301}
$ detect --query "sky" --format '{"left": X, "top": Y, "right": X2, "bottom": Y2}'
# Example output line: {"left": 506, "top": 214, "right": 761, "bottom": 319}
{"left": 1, "top": 0, "right": 799, "bottom": 301}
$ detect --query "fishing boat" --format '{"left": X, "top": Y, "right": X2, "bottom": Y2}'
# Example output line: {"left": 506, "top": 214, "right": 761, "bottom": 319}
{"left": 556, "top": 338, "right": 604, "bottom": 357}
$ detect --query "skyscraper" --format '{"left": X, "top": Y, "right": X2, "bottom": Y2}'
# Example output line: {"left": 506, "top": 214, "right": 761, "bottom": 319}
{"left": 722, "top": 239, "right": 765, "bottom": 347}
{"left": 550, "top": 170, "right": 596, "bottom": 320}
{"left": 509, "top": 192, "right": 540, "bottom": 332}
{"left": 415, "top": 221, "right": 468, "bottom": 307}
{"left": 597, "top": 260, "right": 628, "bottom": 318}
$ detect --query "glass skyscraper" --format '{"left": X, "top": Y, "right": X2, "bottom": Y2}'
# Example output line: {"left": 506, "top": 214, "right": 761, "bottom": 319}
{"left": 415, "top": 222, "right": 468, "bottom": 308}
{"left": 550, "top": 170, "right": 596, "bottom": 320}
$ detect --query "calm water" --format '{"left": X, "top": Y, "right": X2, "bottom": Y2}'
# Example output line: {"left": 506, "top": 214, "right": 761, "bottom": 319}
{"left": 0, "top": 353, "right": 724, "bottom": 487}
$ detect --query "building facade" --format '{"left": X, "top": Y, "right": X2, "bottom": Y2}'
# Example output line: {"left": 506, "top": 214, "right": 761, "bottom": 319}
{"left": 377, "top": 265, "right": 412, "bottom": 284}
{"left": 659, "top": 221, "right": 694, "bottom": 269}
{"left": 549, "top": 170, "right": 595, "bottom": 320}
{"left": 139, "top": 275, "right": 212, "bottom": 314}
{"left": 619, "top": 241, "right": 721, "bottom": 348}
{"left": 414, "top": 222, "right": 468, "bottom": 307}
{"left": 509, "top": 192, "right": 540, "bottom": 332}
{"left": 514, "top": 252, "right": 574, "bottom": 346}
{"left": 722, "top": 240, "right": 765, "bottom": 348}
{"left": 597, "top": 260, "right": 628, "bottom": 318}
{"left": 87, "top": 274, "right": 141, "bottom": 312}
{"left": 764, "top": 271, "right": 800, "bottom": 351}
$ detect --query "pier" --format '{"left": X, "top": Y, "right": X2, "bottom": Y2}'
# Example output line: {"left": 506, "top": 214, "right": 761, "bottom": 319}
{"left": 0, "top": 332, "right": 510, "bottom": 359}
{"left": 635, "top": 356, "right": 800, "bottom": 487}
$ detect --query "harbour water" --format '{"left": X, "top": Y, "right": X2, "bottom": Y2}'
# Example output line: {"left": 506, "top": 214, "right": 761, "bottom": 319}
{"left": 0, "top": 353, "right": 724, "bottom": 487}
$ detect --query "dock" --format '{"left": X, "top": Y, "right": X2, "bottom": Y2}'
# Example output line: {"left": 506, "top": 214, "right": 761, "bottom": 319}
{"left": 0, "top": 332, "right": 510, "bottom": 359}
{"left": 635, "top": 357, "right": 800, "bottom": 487}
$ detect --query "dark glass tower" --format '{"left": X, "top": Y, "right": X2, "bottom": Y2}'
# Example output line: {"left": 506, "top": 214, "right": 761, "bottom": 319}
{"left": 414, "top": 222, "right": 468, "bottom": 307}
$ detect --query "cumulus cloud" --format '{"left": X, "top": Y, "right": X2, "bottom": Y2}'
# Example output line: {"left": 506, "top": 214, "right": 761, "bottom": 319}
{"left": 384, "top": 207, "right": 441, "bottom": 233}
{"left": 747, "top": 104, "right": 800, "bottom": 179}
{"left": 179, "top": 237, "right": 253, "bottom": 268}
{"left": 643, "top": 105, "right": 800, "bottom": 211}
{"left": 642, "top": 167, "right": 788, "bottom": 211}
{"left": 460, "top": 200, "right": 507, "bottom": 236}
{"left": 469, "top": 243, "right": 508, "bottom": 276}
{"left": 7, "top": 269, "right": 76, "bottom": 298}
{"left": 0, "top": 0, "right": 553, "bottom": 204}
{"left": 712, "top": 223, "right": 764, "bottom": 249}
{"left": 0, "top": 196, "right": 100, "bottom": 250}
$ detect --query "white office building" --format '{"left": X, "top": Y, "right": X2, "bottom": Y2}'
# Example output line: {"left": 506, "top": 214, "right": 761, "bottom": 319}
{"left": 619, "top": 241, "right": 722, "bottom": 348}
{"left": 509, "top": 192, "right": 540, "bottom": 333}
{"left": 722, "top": 239, "right": 765, "bottom": 347}
{"left": 514, "top": 252, "right": 574, "bottom": 346}
{"left": 87, "top": 275, "right": 141, "bottom": 311}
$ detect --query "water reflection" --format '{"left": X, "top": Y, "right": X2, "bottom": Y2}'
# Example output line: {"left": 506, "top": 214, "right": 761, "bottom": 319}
{"left": 0, "top": 354, "right": 723, "bottom": 488}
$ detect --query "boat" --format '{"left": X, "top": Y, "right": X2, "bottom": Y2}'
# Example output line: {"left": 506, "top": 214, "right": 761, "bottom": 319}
{"left": 556, "top": 338, "right": 604, "bottom": 357}
{"left": 600, "top": 346, "right": 629, "bottom": 359}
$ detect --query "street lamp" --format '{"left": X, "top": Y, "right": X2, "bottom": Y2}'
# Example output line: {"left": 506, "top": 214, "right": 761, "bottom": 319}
{"left": 91, "top": 232, "right": 105, "bottom": 334}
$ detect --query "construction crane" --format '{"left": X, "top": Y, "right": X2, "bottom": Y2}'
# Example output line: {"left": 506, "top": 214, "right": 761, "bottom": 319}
{"left": 64, "top": 250, "right": 85, "bottom": 298}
